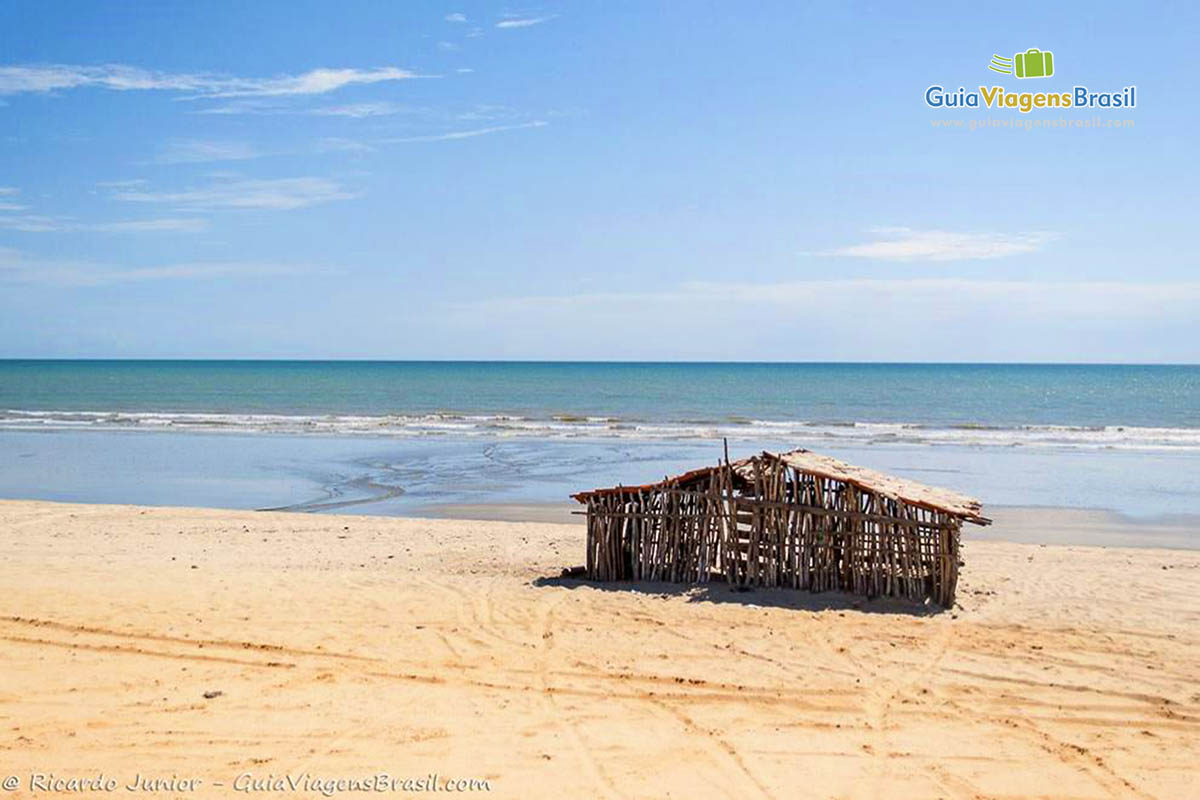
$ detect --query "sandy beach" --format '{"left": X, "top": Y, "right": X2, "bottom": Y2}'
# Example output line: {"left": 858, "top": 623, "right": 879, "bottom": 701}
{"left": 2, "top": 499, "right": 1198, "bottom": 799}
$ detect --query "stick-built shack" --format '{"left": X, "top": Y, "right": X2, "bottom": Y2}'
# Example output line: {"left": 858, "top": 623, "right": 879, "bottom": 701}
{"left": 572, "top": 449, "right": 990, "bottom": 606}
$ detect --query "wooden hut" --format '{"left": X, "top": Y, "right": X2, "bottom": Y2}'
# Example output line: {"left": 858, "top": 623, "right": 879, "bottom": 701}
{"left": 571, "top": 448, "right": 990, "bottom": 606}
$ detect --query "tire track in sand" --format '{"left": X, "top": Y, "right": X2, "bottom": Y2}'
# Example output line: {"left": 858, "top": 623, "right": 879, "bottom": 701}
{"left": 534, "top": 592, "right": 626, "bottom": 799}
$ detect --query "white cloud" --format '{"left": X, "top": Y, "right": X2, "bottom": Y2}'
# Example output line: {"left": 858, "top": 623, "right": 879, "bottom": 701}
{"left": 189, "top": 100, "right": 281, "bottom": 116}
{"left": 0, "top": 64, "right": 197, "bottom": 93}
{"left": 0, "top": 247, "right": 310, "bottom": 286}
{"left": 496, "top": 15, "right": 556, "bottom": 28}
{"left": 111, "top": 176, "right": 356, "bottom": 211}
{"left": 313, "top": 137, "right": 375, "bottom": 154}
{"left": 153, "top": 139, "right": 261, "bottom": 164}
{"left": 0, "top": 64, "right": 418, "bottom": 98}
{"left": 214, "top": 67, "right": 418, "bottom": 99}
{"left": 445, "top": 12, "right": 467, "bottom": 22}
{"left": 94, "top": 179, "right": 148, "bottom": 189}
{"left": 308, "top": 102, "right": 406, "bottom": 118}
{"left": 0, "top": 214, "right": 62, "bottom": 232}
{"left": 89, "top": 218, "right": 209, "bottom": 233}
{"left": 185, "top": 102, "right": 540, "bottom": 144}
{"left": 193, "top": 99, "right": 415, "bottom": 118}
{"left": 0, "top": 186, "right": 23, "bottom": 209}
{"left": 381, "top": 120, "right": 547, "bottom": 143}
{"left": 456, "top": 104, "right": 520, "bottom": 121}
{"left": 0, "top": 214, "right": 207, "bottom": 233}
{"left": 819, "top": 227, "right": 1057, "bottom": 261}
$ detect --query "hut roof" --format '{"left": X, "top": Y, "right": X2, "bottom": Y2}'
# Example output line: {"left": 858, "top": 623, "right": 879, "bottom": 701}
{"left": 570, "top": 464, "right": 723, "bottom": 502}
{"left": 572, "top": 447, "right": 990, "bottom": 525}
{"left": 751, "top": 449, "right": 989, "bottom": 524}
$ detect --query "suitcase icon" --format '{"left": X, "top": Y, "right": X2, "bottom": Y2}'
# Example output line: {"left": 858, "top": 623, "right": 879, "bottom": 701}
{"left": 1014, "top": 48, "right": 1054, "bottom": 78}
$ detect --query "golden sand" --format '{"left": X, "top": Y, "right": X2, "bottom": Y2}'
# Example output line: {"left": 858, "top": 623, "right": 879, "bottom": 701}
{"left": 2, "top": 500, "right": 1198, "bottom": 799}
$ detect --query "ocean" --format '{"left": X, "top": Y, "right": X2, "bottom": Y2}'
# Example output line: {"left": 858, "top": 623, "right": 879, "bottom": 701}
{"left": 1, "top": 360, "right": 1197, "bottom": 519}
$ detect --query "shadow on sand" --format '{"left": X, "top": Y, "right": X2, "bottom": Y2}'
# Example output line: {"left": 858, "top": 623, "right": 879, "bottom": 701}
{"left": 531, "top": 571, "right": 947, "bottom": 617}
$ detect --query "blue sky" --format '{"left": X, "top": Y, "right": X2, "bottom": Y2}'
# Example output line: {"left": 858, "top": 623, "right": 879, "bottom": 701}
{"left": 1, "top": 1, "right": 1197, "bottom": 361}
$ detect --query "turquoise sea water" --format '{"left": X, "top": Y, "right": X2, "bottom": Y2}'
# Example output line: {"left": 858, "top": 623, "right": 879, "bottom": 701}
{"left": 2, "top": 361, "right": 1198, "bottom": 447}
{"left": 0, "top": 360, "right": 1197, "bottom": 519}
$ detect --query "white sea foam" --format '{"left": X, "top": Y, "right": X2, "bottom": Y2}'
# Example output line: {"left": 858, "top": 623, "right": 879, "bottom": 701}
{"left": 2, "top": 408, "right": 1199, "bottom": 451}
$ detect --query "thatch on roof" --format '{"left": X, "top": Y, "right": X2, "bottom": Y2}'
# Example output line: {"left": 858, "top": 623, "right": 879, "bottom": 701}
{"left": 573, "top": 448, "right": 989, "bottom": 607}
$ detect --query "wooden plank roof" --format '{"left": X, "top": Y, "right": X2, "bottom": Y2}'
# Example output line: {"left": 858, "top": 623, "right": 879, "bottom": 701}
{"left": 750, "top": 449, "right": 989, "bottom": 524}
{"left": 572, "top": 447, "right": 990, "bottom": 525}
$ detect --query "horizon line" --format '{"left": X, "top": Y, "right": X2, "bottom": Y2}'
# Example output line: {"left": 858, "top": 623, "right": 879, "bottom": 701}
{"left": 0, "top": 358, "right": 1197, "bottom": 367}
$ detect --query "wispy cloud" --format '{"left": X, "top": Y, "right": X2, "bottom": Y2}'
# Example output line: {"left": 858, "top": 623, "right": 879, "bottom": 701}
{"left": 0, "top": 214, "right": 63, "bottom": 232}
{"left": 189, "top": 99, "right": 283, "bottom": 116}
{"left": 0, "top": 186, "right": 25, "bottom": 211}
{"left": 313, "top": 137, "right": 375, "bottom": 154}
{"left": 308, "top": 102, "right": 407, "bottom": 118}
{"left": 444, "top": 12, "right": 468, "bottom": 23}
{"left": 190, "top": 102, "right": 540, "bottom": 142}
{"left": 110, "top": 176, "right": 357, "bottom": 211}
{"left": 207, "top": 67, "right": 421, "bottom": 99}
{"left": 0, "top": 247, "right": 311, "bottom": 286}
{"left": 0, "top": 64, "right": 419, "bottom": 98}
{"left": 171, "top": 105, "right": 543, "bottom": 149}
{"left": 818, "top": 227, "right": 1058, "bottom": 262}
{"left": 94, "top": 178, "right": 148, "bottom": 189}
{"left": 381, "top": 120, "right": 547, "bottom": 143}
{"left": 148, "top": 132, "right": 391, "bottom": 164}
{"left": 496, "top": 15, "right": 556, "bottom": 28}
{"left": 0, "top": 214, "right": 207, "bottom": 233}
{"left": 152, "top": 139, "right": 261, "bottom": 164}
{"left": 456, "top": 104, "right": 522, "bottom": 122}
{"left": 193, "top": 99, "right": 413, "bottom": 118}
{"left": 89, "top": 218, "right": 209, "bottom": 233}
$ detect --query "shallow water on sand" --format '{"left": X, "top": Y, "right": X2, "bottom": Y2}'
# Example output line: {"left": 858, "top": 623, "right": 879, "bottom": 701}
{"left": 2, "top": 429, "right": 1197, "bottom": 527}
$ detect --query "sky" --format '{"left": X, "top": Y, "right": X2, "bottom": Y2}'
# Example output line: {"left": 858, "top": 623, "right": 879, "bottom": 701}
{"left": 0, "top": 1, "right": 1197, "bottom": 362}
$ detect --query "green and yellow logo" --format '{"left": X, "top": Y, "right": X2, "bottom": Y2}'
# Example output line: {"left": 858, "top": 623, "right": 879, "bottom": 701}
{"left": 925, "top": 47, "right": 1136, "bottom": 115}
{"left": 989, "top": 48, "right": 1054, "bottom": 79}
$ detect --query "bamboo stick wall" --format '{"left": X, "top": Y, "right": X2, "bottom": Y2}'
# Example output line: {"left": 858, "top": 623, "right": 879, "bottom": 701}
{"left": 582, "top": 455, "right": 964, "bottom": 606}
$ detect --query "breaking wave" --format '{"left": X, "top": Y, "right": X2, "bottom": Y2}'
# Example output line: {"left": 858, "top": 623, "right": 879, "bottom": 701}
{"left": 2, "top": 409, "right": 1199, "bottom": 451}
